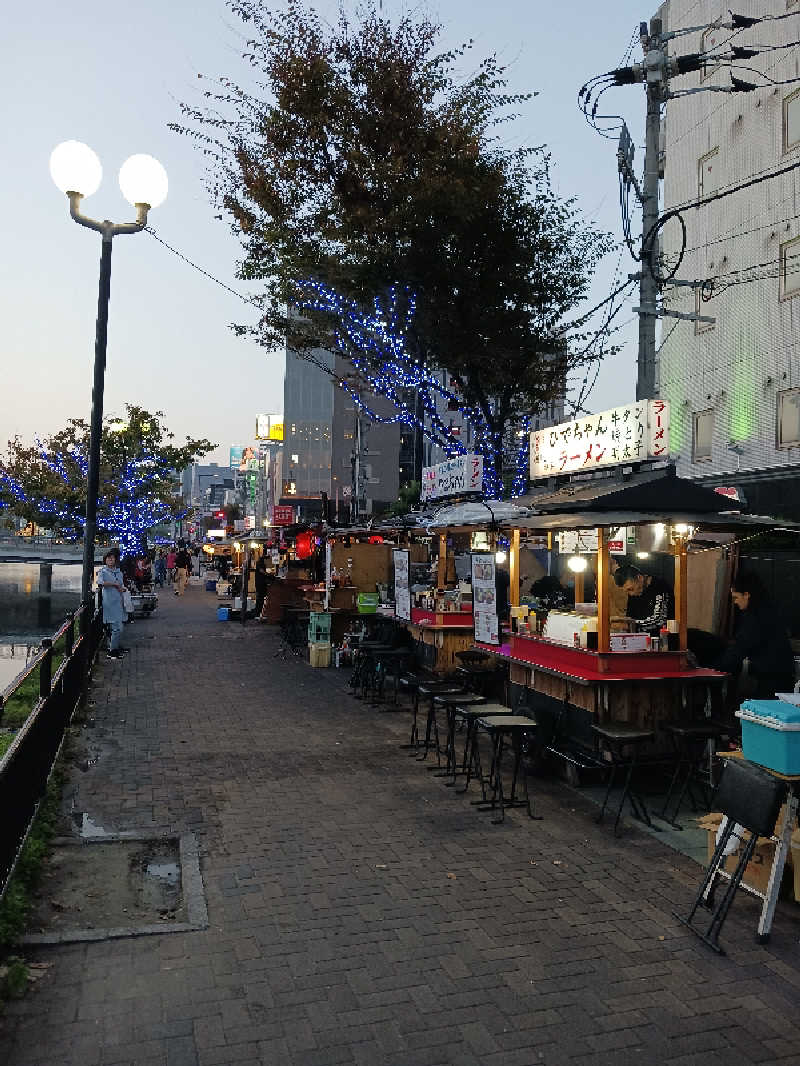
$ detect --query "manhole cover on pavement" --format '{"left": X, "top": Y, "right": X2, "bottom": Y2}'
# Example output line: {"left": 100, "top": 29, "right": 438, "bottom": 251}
{"left": 23, "top": 832, "right": 207, "bottom": 944}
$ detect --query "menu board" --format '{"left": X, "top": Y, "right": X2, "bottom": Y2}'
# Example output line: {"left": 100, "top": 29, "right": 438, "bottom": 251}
{"left": 393, "top": 549, "right": 411, "bottom": 621}
{"left": 471, "top": 553, "right": 499, "bottom": 646}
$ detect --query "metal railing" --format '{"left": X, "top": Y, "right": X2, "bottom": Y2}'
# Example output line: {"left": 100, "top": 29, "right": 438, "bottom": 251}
{"left": 0, "top": 595, "right": 104, "bottom": 900}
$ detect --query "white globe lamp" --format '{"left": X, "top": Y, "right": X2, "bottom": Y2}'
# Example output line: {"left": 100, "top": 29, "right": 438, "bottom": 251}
{"left": 119, "top": 154, "right": 168, "bottom": 208}
{"left": 49, "top": 141, "right": 102, "bottom": 197}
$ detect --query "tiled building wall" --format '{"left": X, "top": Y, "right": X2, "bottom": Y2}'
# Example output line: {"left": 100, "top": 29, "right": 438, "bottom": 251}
{"left": 657, "top": 0, "right": 800, "bottom": 477}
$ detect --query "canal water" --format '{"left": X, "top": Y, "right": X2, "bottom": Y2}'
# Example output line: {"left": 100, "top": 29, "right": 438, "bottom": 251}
{"left": 0, "top": 563, "right": 82, "bottom": 692}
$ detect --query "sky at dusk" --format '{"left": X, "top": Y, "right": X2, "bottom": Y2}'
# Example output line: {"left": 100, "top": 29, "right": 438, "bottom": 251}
{"left": 2, "top": 0, "right": 655, "bottom": 466}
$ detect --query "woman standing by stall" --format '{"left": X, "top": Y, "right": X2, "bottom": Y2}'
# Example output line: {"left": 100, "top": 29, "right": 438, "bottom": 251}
{"left": 715, "top": 572, "right": 795, "bottom": 698}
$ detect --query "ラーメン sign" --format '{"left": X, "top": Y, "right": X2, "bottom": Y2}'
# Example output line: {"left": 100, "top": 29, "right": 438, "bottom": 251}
{"left": 420, "top": 454, "right": 483, "bottom": 502}
{"left": 530, "top": 400, "right": 669, "bottom": 478}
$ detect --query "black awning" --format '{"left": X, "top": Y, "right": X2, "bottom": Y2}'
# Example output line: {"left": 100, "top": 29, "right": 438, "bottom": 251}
{"left": 519, "top": 466, "right": 741, "bottom": 516}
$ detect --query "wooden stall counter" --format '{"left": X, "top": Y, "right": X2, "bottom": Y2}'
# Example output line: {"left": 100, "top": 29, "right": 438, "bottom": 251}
{"left": 409, "top": 615, "right": 476, "bottom": 675}
{"left": 495, "top": 634, "right": 723, "bottom": 683}
{"left": 474, "top": 635, "right": 726, "bottom": 744}
{"left": 410, "top": 607, "right": 473, "bottom": 628}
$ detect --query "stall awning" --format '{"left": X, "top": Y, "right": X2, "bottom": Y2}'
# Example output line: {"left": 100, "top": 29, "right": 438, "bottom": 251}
{"left": 510, "top": 509, "right": 796, "bottom": 533}
{"left": 518, "top": 466, "right": 742, "bottom": 517}
{"left": 427, "top": 499, "right": 531, "bottom": 530}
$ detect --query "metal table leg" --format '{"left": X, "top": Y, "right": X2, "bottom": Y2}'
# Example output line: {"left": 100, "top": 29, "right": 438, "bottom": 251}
{"left": 757, "top": 786, "right": 798, "bottom": 943}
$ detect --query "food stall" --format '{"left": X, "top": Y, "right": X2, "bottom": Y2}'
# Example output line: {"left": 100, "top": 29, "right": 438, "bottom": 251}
{"left": 414, "top": 498, "right": 528, "bottom": 674}
{"left": 475, "top": 461, "right": 791, "bottom": 765}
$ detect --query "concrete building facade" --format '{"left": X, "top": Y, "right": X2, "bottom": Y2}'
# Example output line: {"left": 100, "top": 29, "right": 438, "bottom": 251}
{"left": 657, "top": 0, "right": 800, "bottom": 517}
{"left": 282, "top": 347, "right": 401, "bottom": 521}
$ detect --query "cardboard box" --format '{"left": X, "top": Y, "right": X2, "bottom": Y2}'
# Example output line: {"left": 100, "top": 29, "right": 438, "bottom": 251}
{"left": 698, "top": 811, "right": 797, "bottom": 900}
{"left": 309, "top": 642, "right": 331, "bottom": 668}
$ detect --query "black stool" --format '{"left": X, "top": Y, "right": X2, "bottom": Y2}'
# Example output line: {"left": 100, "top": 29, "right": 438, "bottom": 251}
{"left": 659, "top": 721, "right": 727, "bottom": 829}
{"left": 416, "top": 681, "right": 466, "bottom": 761}
{"left": 432, "top": 692, "right": 487, "bottom": 778}
{"left": 455, "top": 703, "right": 515, "bottom": 792}
{"left": 398, "top": 672, "right": 436, "bottom": 749}
{"left": 373, "top": 647, "right": 412, "bottom": 706}
{"left": 592, "top": 722, "right": 657, "bottom": 835}
{"left": 473, "top": 714, "right": 540, "bottom": 824}
{"left": 352, "top": 642, "right": 393, "bottom": 700}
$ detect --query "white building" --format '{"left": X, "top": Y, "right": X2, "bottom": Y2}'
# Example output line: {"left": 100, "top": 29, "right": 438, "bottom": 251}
{"left": 657, "top": 0, "right": 800, "bottom": 517}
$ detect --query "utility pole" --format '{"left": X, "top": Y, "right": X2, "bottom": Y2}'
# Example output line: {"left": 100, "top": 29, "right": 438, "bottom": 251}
{"left": 612, "top": 18, "right": 728, "bottom": 394}
{"left": 637, "top": 16, "right": 664, "bottom": 401}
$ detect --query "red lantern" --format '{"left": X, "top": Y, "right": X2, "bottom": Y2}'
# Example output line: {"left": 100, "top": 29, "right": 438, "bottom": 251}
{"left": 295, "top": 531, "right": 315, "bottom": 560}
{"left": 368, "top": 535, "right": 384, "bottom": 544}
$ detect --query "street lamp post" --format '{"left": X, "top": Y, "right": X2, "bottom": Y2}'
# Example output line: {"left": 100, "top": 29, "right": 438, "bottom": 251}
{"left": 49, "top": 141, "right": 167, "bottom": 608}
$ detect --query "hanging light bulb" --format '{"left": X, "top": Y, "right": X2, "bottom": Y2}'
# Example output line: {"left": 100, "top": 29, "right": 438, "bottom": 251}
{"left": 567, "top": 555, "right": 588, "bottom": 573}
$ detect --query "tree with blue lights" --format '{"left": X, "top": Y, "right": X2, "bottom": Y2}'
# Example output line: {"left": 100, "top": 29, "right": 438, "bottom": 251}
{"left": 177, "top": 1, "right": 616, "bottom": 496}
{"left": 0, "top": 407, "right": 215, "bottom": 557}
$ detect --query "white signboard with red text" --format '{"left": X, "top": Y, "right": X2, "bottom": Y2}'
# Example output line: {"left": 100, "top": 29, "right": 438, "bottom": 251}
{"left": 530, "top": 400, "right": 669, "bottom": 479}
{"left": 421, "top": 453, "right": 484, "bottom": 502}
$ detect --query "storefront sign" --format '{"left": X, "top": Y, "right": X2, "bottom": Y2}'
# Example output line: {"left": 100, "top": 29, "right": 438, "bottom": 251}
{"left": 273, "top": 505, "right": 294, "bottom": 526}
{"left": 530, "top": 400, "right": 670, "bottom": 478}
{"left": 229, "top": 446, "right": 244, "bottom": 469}
{"left": 558, "top": 527, "right": 627, "bottom": 556}
{"left": 255, "top": 414, "right": 270, "bottom": 440}
{"left": 471, "top": 553, "right": 499, "bottom": 645}
{"left": 393, "top": 549, "right": 411, "bottom": 621}
{"left": 421, "top": 454, "right": 484, "bottom": 501}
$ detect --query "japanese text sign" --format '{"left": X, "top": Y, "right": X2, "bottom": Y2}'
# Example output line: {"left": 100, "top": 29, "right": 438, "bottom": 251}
{"left": 273, "top": 505, "right": 294, "bottom": 526}
{"left": 530, "top": 400, "right": 670, "bottom": 478}
{"left": 421, "top": 454, "right": 483, "bottom": 501}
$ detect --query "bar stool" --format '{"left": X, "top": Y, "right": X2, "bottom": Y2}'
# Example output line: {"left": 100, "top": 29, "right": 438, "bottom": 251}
{"left": 417, "top": 681, "right": 469, "bottom": 763}
{"left": 432, "top": 692, "right": 487, "bottom": 777}
{"left": 473, "top": 714, "right": 540, "bottom": 824}
{"left": 592, "top": 722, "right": 657, "bottom": 835}
{"left": 659, "top": 721, "right": 727, "bottom": 829}
{"left": 453, "top": 702, "right": 515, "bottom": 790}
{"left": 397, "top": 671, "right": 437, "bottom": 749}
{"left": 372, "top": 647, "right": 413, "bottom": 706}
{"left": 455, "top": 648, "right": 491, "bottom": 667}
{"left": 352, "top": 642, "right": 393, "bottom": 700}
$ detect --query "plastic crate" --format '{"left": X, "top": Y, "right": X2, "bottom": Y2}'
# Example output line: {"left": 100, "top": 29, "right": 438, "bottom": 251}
{"left": 737, "top": 699, "right": 800, "bottom": 775}
{"left": 217, "top": 607, "right": 229, "bottom": 621}
{"left": 357, "top": 593, "right": 379, "bottom": 614}
{"left": 308, "top": 612, "right": 332, "bottom": 643}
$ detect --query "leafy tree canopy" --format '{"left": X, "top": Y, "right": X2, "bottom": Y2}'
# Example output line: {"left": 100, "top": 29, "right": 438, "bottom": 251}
{"left": 174, "top": 1, "right": 614, "bottom": 475}
{"left": 0, "top": 406, "right": 215, "bottom": 555}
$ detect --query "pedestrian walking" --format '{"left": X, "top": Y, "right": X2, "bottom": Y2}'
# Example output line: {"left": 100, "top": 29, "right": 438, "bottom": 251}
{"left": 154, "top": 550, "right": 167, "bottom": 588}
{"left": 174, "top": 546, "right": 191, "bottom": 596}
{"left": 166, "top": 547, "right": 177, "bottom": 585}
{"left": 97, "top": 548, "right": 127, "bottom": 659}
{"left": 254, "top": 555, "right": 269, "bottom": 619}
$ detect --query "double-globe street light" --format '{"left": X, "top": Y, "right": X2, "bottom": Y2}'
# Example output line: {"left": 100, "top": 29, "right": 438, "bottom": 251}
{"left": 49, "top": 141, "right": 167, "bottom": 607}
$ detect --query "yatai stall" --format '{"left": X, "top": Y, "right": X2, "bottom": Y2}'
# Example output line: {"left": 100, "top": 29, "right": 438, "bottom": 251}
{"left": 390, "top": 452, "right": 523, "bottom": 673}
{"left": 472, "top": 399, "right": 777, "bottom": 764}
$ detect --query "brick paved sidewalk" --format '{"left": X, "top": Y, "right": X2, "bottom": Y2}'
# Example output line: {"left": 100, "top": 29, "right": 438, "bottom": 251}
{"left": 2, "top": 585, "right": 800, "bottom": 1066}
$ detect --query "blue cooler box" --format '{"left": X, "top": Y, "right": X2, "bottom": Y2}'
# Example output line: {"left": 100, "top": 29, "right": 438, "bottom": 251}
{"left": 737, "top": 699, "right": 800, "bottom": 775}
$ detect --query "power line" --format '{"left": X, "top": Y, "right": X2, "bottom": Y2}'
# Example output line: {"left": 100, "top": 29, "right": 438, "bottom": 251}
{"left": 669, "top": 156, "right": 800, "bottom": 214}
{"left": 145, "top": 227, "right": 265, "bottom": 312}
{"left": 683, "top": 207, "right": 800, "bottom": 257}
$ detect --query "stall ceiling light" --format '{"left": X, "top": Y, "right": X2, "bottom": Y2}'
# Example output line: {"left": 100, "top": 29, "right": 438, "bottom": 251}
{"left": 494, "top": 550, "right": 508, "bottom": 564}
{"left": 567, "top": 555, "right": 588, "bottom": 573}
